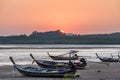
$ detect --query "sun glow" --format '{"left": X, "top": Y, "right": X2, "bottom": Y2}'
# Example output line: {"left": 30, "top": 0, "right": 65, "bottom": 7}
{"left": 0, "top": 0, "right": 120, "bottom": 35}
{"left": 57, "top": 30, "right": 65, "bottom": 34}
{"left": 60, "top": 30, "right": 64, "bottom": 33}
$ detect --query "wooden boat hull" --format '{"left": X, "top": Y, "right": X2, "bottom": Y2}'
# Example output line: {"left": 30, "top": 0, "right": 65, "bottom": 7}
{"left": 98, "top": 59, "right": 118, "bottom": 62}
{"left": 35, "top": 60, "right": 87, "bottom": 69}
{"left": 17, "top": 66, "right": 75, "bottom": 77}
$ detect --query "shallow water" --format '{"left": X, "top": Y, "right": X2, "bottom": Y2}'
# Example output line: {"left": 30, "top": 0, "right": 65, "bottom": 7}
{"left": 0, "top": 44, "right": 120, "bottom": 66}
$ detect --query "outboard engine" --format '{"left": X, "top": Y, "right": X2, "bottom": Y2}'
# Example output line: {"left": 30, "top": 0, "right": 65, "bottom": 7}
{"left": 80, "top": 58, "right": 87, "bottom": 64}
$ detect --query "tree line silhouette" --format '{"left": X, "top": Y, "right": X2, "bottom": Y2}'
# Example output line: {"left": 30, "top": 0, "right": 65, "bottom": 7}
{"left": 0, "top": 30, "right": 120, "bottom": 44}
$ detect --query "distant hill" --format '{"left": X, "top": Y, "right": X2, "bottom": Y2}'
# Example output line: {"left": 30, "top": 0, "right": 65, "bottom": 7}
{"left": 29, "top": 30, "right": 66, "bottom": 38}
{"left": 0, "top": 30, "right": 120, "bottom": 44}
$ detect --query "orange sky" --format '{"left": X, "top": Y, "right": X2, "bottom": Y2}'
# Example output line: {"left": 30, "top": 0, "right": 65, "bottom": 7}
{"left": 0, "top": 0, "right": 120, "bottom": 35}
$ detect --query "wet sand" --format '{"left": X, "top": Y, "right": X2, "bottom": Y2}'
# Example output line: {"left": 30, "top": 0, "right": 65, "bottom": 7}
{"left": 0, "top": 62, "right": 120, "bottom": 80}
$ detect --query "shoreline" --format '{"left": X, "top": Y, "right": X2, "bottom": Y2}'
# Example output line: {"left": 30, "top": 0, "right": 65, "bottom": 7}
{"left": 0, "top": 47, "right": 120, "bottom": 49}
{"left": 0, "top": 44, "right": 120, "bottom": 49}
{"left": 1, "top": 62, "right": 120, "bottom": 80}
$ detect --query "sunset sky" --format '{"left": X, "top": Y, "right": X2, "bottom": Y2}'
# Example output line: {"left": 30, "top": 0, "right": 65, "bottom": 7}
{"left": 0, "top": 0, "right": 120, "bottom": 36}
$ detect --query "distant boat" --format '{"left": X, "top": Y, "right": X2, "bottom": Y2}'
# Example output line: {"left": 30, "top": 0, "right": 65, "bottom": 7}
{"left": 30, "top": 54, "right": 87, "bottom": 69}
{"left": 9, "top": 57, "right": 76, "bottom": 77}
{"left": 96, "top": 53, "right": 119, "bottom": 62}
{"left": 47, "top": 50, "right": 79, "bottom": 60}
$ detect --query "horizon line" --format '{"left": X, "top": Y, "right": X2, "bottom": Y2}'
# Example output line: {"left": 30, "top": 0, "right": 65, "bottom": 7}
{"left": 0, "top": 30, "right": 120, "bottom": 36}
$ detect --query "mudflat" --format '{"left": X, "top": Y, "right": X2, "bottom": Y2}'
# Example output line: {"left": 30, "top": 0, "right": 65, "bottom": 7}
{"left": 0, "top": 62, "right": 120, "bottom": 80}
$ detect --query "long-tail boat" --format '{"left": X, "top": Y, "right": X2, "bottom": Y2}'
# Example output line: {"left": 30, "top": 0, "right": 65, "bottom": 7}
{"left": 96, "top": 53, "right": 119, "bottom": 62}
{"left": 30, "top": 53, "right": 87, "bottom": 69}
{"left": 47, "top": 50, "right": 79, "bottom": 60}
{"left": 9, "top": 56, "right": 76, "bottom": 77}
